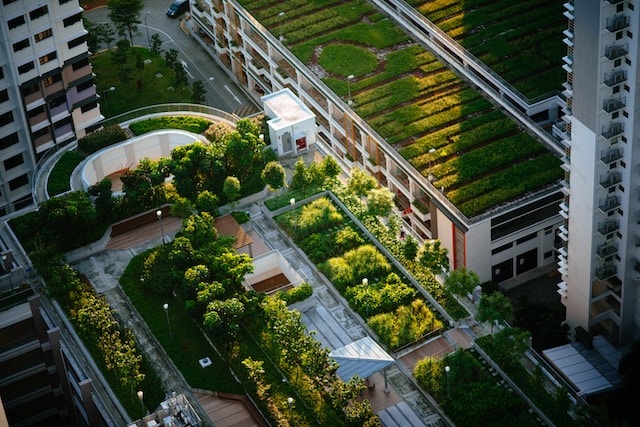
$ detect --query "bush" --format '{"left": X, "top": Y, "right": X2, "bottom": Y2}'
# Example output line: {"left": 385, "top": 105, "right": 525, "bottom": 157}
{"left": 296, "top": 197, "right": 343, "bottom": 237}
{"left": 276, "top": 282, "right": 313, "bottom": 304}
{"left": 78, "top": 125, "right": 128, "bottom": 154}
{"left": 129, "top": 116, "right": 211, "bottom": 135}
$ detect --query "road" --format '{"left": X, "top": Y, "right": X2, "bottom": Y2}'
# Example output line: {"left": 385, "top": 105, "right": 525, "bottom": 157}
{"left": 84, "top": 2, "right": 260, "bottom": 116}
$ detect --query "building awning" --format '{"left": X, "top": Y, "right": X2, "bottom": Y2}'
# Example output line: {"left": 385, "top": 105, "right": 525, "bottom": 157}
{"left": 329, "top": 336, "right": 394, "bottom": 381}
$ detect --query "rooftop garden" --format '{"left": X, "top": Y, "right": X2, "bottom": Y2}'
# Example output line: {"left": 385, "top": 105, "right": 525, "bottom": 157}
{"left": 407, "top": 0, "right": 566, "bottom": 99}
{"left": 238, "top": 0, "right": 563, "bottom": 218}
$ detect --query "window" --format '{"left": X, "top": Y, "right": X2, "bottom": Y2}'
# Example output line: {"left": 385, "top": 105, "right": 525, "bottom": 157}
{"left": 0, "top": 133, "right": 19, "bottom": 150}
{"left": 18, "top": 61, "right": 35, "bottom": 74}
{"left": 616, "top": 32, "right": 623, "bottom": 40}
{"left": 76, "top": 80, "right": 93, "bottom": 92}
{"left": 516, "top": 232, "right": 537, "bottom": 245}
{"left": 49, "top": 95, "right": 66, "bottom": 108}
{"left": 39, "top": 51, "right": 57, "bottom": 65}
{"left": 544, "top": 251, "right": 553, "bottom": 259}
{"left": 80, "top": 101, "right": 97, "bottom": 113}
{"left": 613, "top": 85, "right": 620, "bottom": 94}
{"left": 32, "top": 126, "right": 49, "bottom": 140}
{"left": 13, "top": 38, "right": 30, "bottom": 52}
{"left": 0, "top": 111, "right": 14, "bottom": 127}
{"left": 2, "top": 0, "right": 18, "bottom": 5}
{"left": 0, "top": 67, "right": 4, "bottom": 79}
{"left": 8, "top": 174, "right": 28, "bottom": 191}
{"left": 71, "top": 58, "right": 90, "bottom": 71}
{"left": 43, "top": 73, "right": 62, "bottom": 87}
{"left": 0, "top": 89, "right": 8, "bottom": 103}
{"left": 628, "top": 31, "right": 633, "bottom": 39}
{"left": 29, "top": 5, "right": 48, "bottom": 20}
{"left": 8, "top": 15, "right": 26, "bottom": 29}
{"left": 67, "top": 35, "right": 86, "bottom": 49}
{"left": 63, "top": 13, "right": 82, "bottom": 27}
{"left": 27, "top": 105, "right": 45, "bottom": 119}
{"left": 59, "top": 0, "right": 72, "bottom": 3}
{"left": 3, "top": 153, "right": 24, "bottom": 171}
{"left": 34, "top": 29, "right": 52, "bottom": 42}
{"left": 491, "top": 242, "right": 512, "bottom": 256}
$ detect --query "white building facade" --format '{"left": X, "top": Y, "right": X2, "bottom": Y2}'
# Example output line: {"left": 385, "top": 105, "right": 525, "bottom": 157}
{"left": 559, "top": 0, "right": 640, "bottom": 346}
{"left": 0, "top": 0, "right": 101, "bottom": 215}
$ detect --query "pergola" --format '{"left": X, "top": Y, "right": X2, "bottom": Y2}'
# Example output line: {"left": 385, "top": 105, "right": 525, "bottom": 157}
{"left": 329, "top": 336, "right": 394, "bottom": 392}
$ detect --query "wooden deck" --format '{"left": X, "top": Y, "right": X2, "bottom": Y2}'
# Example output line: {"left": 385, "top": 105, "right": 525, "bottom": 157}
{"left": 193, "top": 392, "right": 267, "bottom": 427}
{"left": 251, "top": 272, "right": 290, "bottom": 293}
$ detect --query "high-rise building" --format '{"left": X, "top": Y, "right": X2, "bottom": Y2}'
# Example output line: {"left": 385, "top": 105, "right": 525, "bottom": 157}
{"left": 558, "top": 0, "right": 638, "bottom": 347}
{"left": 0, "top": 0, "right": 102, "bottom": 216}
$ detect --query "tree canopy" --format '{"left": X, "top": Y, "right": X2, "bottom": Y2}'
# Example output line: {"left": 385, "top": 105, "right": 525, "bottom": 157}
{"left": 108, "top": 0, "right": 143, "bottom": 47}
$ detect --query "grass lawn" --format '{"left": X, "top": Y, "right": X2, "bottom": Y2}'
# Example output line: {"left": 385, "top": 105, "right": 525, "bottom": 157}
{"left": 91, "top": 47, "right": 193, "bottom": 118}
{"left": 47, "top": 150, "right": 86, "bottom": 196}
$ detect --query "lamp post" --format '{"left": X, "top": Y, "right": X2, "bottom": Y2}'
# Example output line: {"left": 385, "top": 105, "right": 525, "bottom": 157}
{"left": 290, "top": 198, "right": 296, "bottom": 235}
{"left": 163, "top": 303, "right": 172, "bottom": 340}
{"left": 444, "top": 365, "right": 450, "bottom": 399}
{"left": 102, "top": 86, "right": 115, "bottom": 113}
{"left": 287, "top": 397, "right": 294, "bottom": 424}
{"left": 428, "top": 148, "right": 436, "bottom": 182}
{"left": 347, "top": 74, "right": 354, "bottom": 105}
{"left": 362, "top": 278, "right": 369, "bottom": 318}
{"left": 156, "top": 209, "right": 165, "bottom": 244}
{"left": 144, "top": 11, "right": 151, "bottom": 51}
{"left": 137, "top": 390, "right": 144, "bottom": 416}
{"left": 2, "top": 255, "right": 12, "bottom": 292}
{"left": 278, "top": 11, "right": 285, "bottom": 41}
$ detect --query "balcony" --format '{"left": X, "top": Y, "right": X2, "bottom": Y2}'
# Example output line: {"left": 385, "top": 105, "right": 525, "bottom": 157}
{"left": 596, "top": 242, "right": 618, "bottom": 259}
{"left": 599, "top": 196, "right": 620, "bottom": 213}
{"left": 600, "top": 148, "right": 623, "bottom": 164}
{"left": 604, "top": 70, "right": 626, "bottom": 87}
{"left": 601, "top": 122, "right": 624, "bottom": 139}
{"left": 599, "top": 172, "right": 622, "bottom": 189}
{"left": 606, "top": 0, "right": 625, "bottom": 4}
{"left": 603, "top": 97, "right": 625, "bottom": 113}
{"left": 597, "top": 220, "right": 619, "bottom": 236}
{"left": 606, "top": 15, "right": 630, "bottom": 33}
{"left": 595, "top": 263, "right": 617, "bottom": 281}
{"left": 605, "top": 44, "right": 628, "bottom": 60}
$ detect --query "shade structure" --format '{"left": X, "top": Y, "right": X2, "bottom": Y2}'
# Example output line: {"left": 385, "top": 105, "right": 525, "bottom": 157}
{"left": 329, "top": 336, "right": 394, "bottom": 381}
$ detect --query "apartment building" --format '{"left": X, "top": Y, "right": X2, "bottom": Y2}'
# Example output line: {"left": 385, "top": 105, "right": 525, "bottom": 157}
{"left": 187, "top": 0, "right": 565, "bottom": 286}
{"left": 559, "top": 0, "right": 640, "bottom": 347}
{"left": 0, "top": 292, "right": 116, "bottom": 426}
{"left": 0, "top": 0, "right": 101, "bottom": 215}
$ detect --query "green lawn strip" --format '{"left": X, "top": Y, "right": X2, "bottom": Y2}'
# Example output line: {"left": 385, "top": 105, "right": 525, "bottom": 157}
{"left": 319, "top": 44, "right": 378, "bottom": 77}
{"left": 450, "top": 154, "right": 563, "bottom": 217}
{"left": 128, "top": 116, "right": 211, "bottom": 136}
{"left": 433, "top": 133, "right": 548, "bottom": 185}
{"left": 290, "top": 19, "right": 410, "bottom": 63}
{"left": 120, "top": 254, "right": 243, "bottom": 393}
{"left": 47, "top": 150, "right": 86, "bottom": 196}
{"left": 92, "top": 47, "right": 192, "bottom": 118}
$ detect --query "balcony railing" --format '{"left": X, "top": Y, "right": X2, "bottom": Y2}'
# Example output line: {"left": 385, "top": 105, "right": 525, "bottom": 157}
{"left": 604, "top": 70, "right": 626, "bottom": 87}
{"left": 600, "top": 148, "right": 623, "bottom": 164}
{"left": 596, "top": 243, "right": 618, "bottom": 259}
{"left": 601, "top": 122, "right": 624, "bottom": 138}
{"left": 599, "top": 196, "right": 620, "bottom": 212}
{"left": 595, "top": 264, "right": 617, "bottom": 281}
{"left": 603, "top": 97, "right": 626, "bottom": 113}
{"left": 606, "top": 15, "right": 630, "bottom": 32}
{"left": 597, "top": 220, "right": 619, "bottom": 236}
{"left": 605, "top": 44, "right": 628, "bottom": 60}
{"left": 599, "top": 172, "right": 622, "bottom": 189}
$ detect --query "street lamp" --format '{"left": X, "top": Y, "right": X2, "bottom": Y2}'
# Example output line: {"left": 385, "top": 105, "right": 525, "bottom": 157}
{"left": 290, "top": 198, "right": 296, "bottom": 235}
{"left": 137, "top": 390, "right": 144, "bottom": 416}
{"left": 102, "top": 86, "right": 115, "bottom": 113}
{"left": 156, "top": 209, "right": 165, "bottom": 244}
{"left": 144, "top": 11, "right": 151, "bottom": 51}
{"left": 444, "top": 365, "right": 450, "bottom": 399}
{"left": 278, "top": 11, "right": 285, "bottom": 41}
{"left": 2, "top": 255, "right": 12, "bottom": 292}
{"left": 428, "top": 148, "right": 436, "bottom": 182}
{"left": 347, "top": 74, "right": 354, "bottom": 105}
{"left": 362, "top": 278, "right": 369, "bottom": 317}
{"left": 287, "top": 397, "right": 294, "bottom": 424}
{"left": 163, "top": 303, "right": 173, "bottom": 340}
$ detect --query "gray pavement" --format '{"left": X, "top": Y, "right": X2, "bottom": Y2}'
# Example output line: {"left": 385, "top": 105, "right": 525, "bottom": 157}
{"left": 84, "top": 3, "right": 259, "bottom": 115}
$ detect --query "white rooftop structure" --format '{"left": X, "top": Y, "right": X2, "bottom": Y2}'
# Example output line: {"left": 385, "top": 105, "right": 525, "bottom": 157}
{"left": 262, "top": 89, "right": 316, "bottom": 156}
{"left": 330, "top": 336, "right": 394, "bottom": 391}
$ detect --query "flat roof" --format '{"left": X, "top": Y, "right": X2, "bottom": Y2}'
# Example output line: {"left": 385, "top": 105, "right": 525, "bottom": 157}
{"left": 543, "top": 343, "right": 611, "bottom": 395}
{"left": 262, "top": 89, "right": 315, "bottom": 131}
{"left": 330, "top": 336, "right": 394, "bottom": 381}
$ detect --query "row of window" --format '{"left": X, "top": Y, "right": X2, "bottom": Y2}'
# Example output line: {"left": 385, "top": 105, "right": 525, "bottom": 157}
{"left": 12, "top": 29, "right": 53, "bottom": 52}
{"left": 10, "top": 12, "right": 82, "bottom": 31}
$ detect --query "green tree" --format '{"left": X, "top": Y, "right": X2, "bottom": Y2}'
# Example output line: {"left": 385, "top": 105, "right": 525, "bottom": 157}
{"left": 444, "top": 266, "right": 480, "bottom": 302}
{"left": 320, "top": 155, "right": 341, "bottom": 186}
{"left": 108, "top": 0, "right": 143, "bottom": 47}
{"left": 477, "top": 291, "right": 514, "bottom": 333}
{"left": 261, "top": 161, "right": 287, "bottom": 192}
{"left": 347, "top": 167, "right": 376, "bottom": 199}
{"left": 173, "top": 62, "right": 188, "bottom": 87}
{"left": 150, "top": 33, "right": 162, "bottom": 55}
{"left": 191, "top": 80, "right": 207, "bottom": 103}
{"left": 290, "top": 157, "right": 311, "bottom": 191}
{"left": 164, "top": 48, "right": 179, "bottom": 69}
{"left": 111, "top": 39, "right": 130, "bottom": 64}
{"left": 419, "top": 239, "right": 450, "bottom": 275}
{"left": 223, "top": 176, "right": 241, "bottom": 203}
{"left": 171, "top": 142, "right": 220, "bottom": 201}
{"left": 402, "top": 235, "right": 420, "bottom": 262}
{"left": 195, "top": 190, "right": 219, "bottom": 216}
{"left": 366, "top": 187, "right": 394, "bottom": 217}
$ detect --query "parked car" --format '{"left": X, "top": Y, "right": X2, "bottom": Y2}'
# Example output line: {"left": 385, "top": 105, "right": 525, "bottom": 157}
{"left": 166, "top": 0, "right": 189, "bottom": 18}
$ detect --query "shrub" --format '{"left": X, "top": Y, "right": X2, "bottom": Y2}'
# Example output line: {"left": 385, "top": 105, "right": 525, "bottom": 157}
{"left": 129, "top": 116, "right": 212, "bottom": 135}
{"left": 276, "top": 282, "right": 313, "bottom": 304}
{"left": 78, "top": 125, "right": 128, "bottom": 154}
{"left": 296, "top": 197, "right": 343, "bottom": 236}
